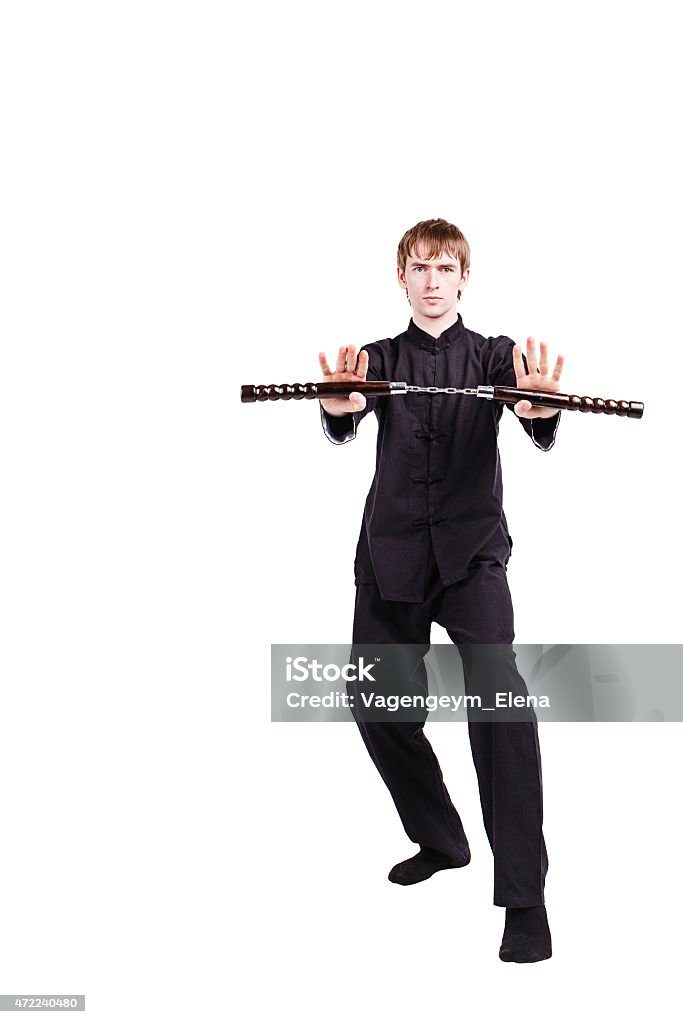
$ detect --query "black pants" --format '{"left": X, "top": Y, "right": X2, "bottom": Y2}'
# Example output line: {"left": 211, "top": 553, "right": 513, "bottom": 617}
{"left": 350, "top": 545, "right": 548, "bottom": 908}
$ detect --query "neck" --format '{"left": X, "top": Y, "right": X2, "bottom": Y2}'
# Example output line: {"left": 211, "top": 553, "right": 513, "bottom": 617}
{"left": 411, "top": 305, "right": 460, "bottom": 338}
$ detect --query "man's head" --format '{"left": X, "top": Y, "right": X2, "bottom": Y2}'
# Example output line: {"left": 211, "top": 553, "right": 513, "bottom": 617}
{"left": 397, "top": 218, "right": 470, "bottom": 326}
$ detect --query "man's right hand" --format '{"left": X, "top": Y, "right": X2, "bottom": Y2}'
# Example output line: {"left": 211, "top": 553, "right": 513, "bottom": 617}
{"left": 318, "top": 345, "right": 369, "bottom": 417}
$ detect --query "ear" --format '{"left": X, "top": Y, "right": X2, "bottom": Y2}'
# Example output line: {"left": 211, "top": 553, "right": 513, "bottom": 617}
{"left": 459, "top": 267, "right": 470, "bottom": 292}
{"left": 397, "top": 265, "right": 407, "bottom": 288}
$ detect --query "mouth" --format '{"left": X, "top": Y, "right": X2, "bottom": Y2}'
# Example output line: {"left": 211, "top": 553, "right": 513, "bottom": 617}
{"left": 424, "top": 296, "right": 443, "bottom": 301}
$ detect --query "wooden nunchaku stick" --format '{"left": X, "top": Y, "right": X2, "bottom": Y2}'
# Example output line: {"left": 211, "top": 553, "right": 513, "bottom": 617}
{"left": 240, "top": 380, "right": 644, "bottom": 418}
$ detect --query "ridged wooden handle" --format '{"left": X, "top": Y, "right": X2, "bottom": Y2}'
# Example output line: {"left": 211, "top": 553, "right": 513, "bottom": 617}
{"left": 493, "top": 386, "right": 644, "bottom": 419}
{"left": 240, "top": 381, "right": 392, "bottom": 402}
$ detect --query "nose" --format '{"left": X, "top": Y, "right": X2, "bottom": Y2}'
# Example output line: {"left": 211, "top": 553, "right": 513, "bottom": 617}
{"left": 426, "top": 269, "right": 440, "bottom": 289}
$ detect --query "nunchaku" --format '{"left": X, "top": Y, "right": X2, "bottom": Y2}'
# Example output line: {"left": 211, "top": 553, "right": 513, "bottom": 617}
{"left": 240, "top": 380, "right": 644, "bottom": 418}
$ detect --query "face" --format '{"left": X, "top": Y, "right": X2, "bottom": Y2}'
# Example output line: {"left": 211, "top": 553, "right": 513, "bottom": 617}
{"left": 397, "top": 248, "right": 469, "bottom": 321}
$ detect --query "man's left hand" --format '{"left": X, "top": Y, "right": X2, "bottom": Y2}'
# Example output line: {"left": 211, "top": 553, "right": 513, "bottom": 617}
{"left": 512, "top": 336, "right": 565, "bottom": 419}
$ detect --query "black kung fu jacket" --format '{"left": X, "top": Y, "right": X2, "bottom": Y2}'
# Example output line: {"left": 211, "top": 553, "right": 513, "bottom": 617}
{"left": 321, "top": 313, "right": 560, "bottom": 603}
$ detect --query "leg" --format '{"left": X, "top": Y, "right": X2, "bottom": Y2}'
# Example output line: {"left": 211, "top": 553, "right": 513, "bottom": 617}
{"left": 436, "top": 559, "right": 552, "bottom": 960}
{"left": 350, "top": 574, "right": 470, "bottom": 866}
{"left": 459, "top": 643, "right": 548, "bottom": 908}
{"left": 436, "top": 559, "right": 549, "bottom": 908}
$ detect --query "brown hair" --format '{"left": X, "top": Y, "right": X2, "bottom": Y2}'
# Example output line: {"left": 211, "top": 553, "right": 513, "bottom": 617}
{"left": 397, "top": 218, "right": 470, "bottom": 275}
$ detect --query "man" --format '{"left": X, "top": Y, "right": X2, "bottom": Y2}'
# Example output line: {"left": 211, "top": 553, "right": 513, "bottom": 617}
{"left": 318, "top": 219, "right": 564, "bottom": 963}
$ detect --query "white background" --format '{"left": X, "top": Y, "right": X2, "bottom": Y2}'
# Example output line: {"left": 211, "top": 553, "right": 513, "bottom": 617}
{"left": 0, "top": 1, "right": 680, "bottom": 1021}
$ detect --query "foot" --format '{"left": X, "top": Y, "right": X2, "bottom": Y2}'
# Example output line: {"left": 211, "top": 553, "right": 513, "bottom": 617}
{"left": 388, "top": 844, "right": 471, "bottom": 885}
{"left": 499, "top": 906, "right": 552, "bottom": 963}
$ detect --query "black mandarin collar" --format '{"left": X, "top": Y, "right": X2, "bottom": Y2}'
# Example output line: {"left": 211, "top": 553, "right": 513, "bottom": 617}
{"left": 406, "top": 312, "right": 465, "bottom": 352}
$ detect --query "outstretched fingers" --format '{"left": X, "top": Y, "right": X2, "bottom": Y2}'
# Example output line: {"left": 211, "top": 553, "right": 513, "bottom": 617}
{"left": 319, "top": 344, "right": 369, "bottom": 380}
{"left": 512, "top": 343, "right": 526, "bottom": 382}
{"left": 335, "top": 345, "right": 348, "bottom": 374}
{"left": 526, "top": 336, "right": 539, "bottom": 375}
{"left": 538, "top": 340, "right": 565, "bottom": 381}
{"left": 552, "top": 352, "right": 565, "bottom": 382}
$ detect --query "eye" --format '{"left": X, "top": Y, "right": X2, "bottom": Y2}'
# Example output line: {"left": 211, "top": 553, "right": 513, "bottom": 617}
{"left": 441, "top": 267, "right": 453, "bottom": 273}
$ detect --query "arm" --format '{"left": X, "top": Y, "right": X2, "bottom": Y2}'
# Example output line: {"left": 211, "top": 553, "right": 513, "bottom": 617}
{"left": 490, "top": 335, "right": 564, "bottom": 452}
{"left": 318, "top": 344, "right": 381, "bottom": 445}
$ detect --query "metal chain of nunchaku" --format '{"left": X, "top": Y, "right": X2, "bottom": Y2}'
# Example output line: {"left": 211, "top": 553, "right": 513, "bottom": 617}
{"left": 240, "top": 379, "right": 645, "bottom": 418}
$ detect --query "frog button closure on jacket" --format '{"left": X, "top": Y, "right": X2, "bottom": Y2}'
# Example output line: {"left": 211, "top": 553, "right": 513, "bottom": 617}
{"left": 320, "top": 313, "right": 561, "bottom": 602}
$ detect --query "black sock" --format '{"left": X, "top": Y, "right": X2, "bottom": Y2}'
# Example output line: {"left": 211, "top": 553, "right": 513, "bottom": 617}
{"left": 388, "top": 844, "right": 471, "bottom": 885}
{"left": 499, "top": 906, "right": 552, "bottom": 963}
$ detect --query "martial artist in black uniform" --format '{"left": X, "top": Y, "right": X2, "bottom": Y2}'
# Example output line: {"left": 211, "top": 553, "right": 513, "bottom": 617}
{"left": 318, "top": 219, "right": 564, "bottom": 963}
